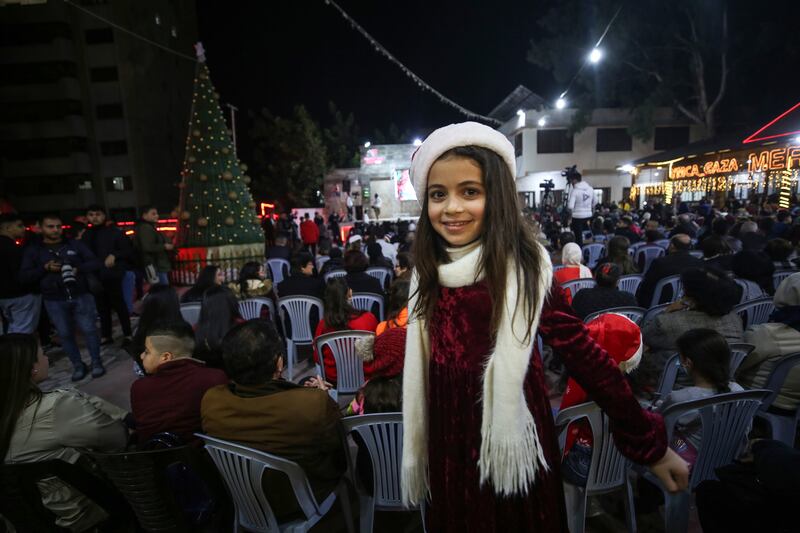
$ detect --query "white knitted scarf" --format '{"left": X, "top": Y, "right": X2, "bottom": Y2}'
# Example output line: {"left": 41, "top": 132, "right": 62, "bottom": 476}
{"left": 401, "top": 241, "right": 553, "bottom": 505}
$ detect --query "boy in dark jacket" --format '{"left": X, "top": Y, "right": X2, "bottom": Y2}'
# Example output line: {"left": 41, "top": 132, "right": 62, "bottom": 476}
{"left": 20, "top": 214, "right": 104, "bottom": 380}
{"left": 0, "top": 213, "right": 41, "bottom": 333}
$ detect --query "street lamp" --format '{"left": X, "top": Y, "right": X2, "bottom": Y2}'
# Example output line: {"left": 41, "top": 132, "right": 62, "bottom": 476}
{"left": 555, "top": 97, "right": 567, "bottom": 110}
{"left": 537, "top": 117, "right": 547, "bottom": 127}
{"left": 364, "top": 141, "right": 371, "bottom": 148}
{"left": 588, "top": 48, "right": 603, "bottom": 64}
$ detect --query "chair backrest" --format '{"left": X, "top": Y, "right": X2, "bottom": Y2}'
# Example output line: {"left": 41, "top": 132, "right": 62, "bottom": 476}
{"left": 655, "top": 353, "right": 682, "bottom": 400}
{"left": 734, "top": 278, "right": 766, "bottom": 303}
{"left": 239, "top": 297, "right": 276, "bottom": 322}
{"left": 351, "top": 292, "right": 384, "bottom": 321}
{"left": 650, "top": 274, "right": 682, "bottom": 307}
{"left": 734, "top": 297, "right": 775, "bottom": 329}
{"left": 728, "top": 343, "right": 755, "bottom": 379}
{"left": 365, "top": 267, "right": 393, "bottom": 291}
{"left": 584, "top": 306, "right": 647, "bottom": 326}
{"left": 314, "top": 330, "right": 374, "bottom": 394}
{"left": 688, "top": 250, "right": 703, "bottom": 259}
{"left": 316, "top": 255, "right": 330, "bottom": 272}
{"left": 180, "top": 302, "right": 202, "bottom": 327}
{"left": 266, "top": 258, "right": 290, "bottom": 286}
{"left": 341, "top": 413, "right": 410, "bottom": 509}
{"left": 561, "top": 278, "right": 597, "bottom": 297}
{"left": 582, "top": 244, "right": 605, "bottom": 269}
{"left": 323, "top": 269, "right": 348, "bottom": 283}
{"left": 197, "top": 434, "right": 322, "bottom": 533}
{"left": 758, "top": 352, "right": 800, "bottom": 413}
{"left": 643, "top": 302, "right": 670, "bottom": 324}
{"left": 635, "top": 245, "right": 665, "bottom": 273}
{"left": 654, "top": 239, "right": 670, "bottom": 249}
{"left": 617, "top": 274, "right": 643, "bottom": 297}
{"left": 660, "top": 390, "right": 769, "bottom": 489}
{"left": 593, "top": 234, "right": 608, "bottom": 244}
{"left": 89, "top": 447, "right": 209, "bottom": 532}
{"left": 277, "top": 296, "right": 324, "bottom": 343}
{"left": 773, "top": 270, "right": 795, "bottom": 292}
{"left": 555, "top": 402, "right": 629, "bottom": 491}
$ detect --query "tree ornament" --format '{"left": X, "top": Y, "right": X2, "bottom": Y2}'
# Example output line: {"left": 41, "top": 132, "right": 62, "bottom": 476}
{"left": 188, "top": 155, "right": 196, "bottom": 163}
{"left": 254, "top": 215, "right": 262, "bottom": 225}
{"left": 224, "top": 216, "right": 235, "bottom": 226}
{"left": 221, "top": 147, "right": 230, "bottom": 155}
{"left": 181, "top": 210, "right": 191, "bottom": 220}
{"left": 228, "top": 191, "right": 238, "bottom": 200}
{"left": 213, "top": 91, "right": 220, "bottom": 99}
{"left": 240, "top": 163, "right": 248, "bottom": 172}
{"left": 222, "top": 170, "right": 233, "bottom": 181}
{"left": 177, "top": 182, "right": 186, "bottom": 189}
{"left": 192, "top": 129, "right": 201, "bottom": 137}
{"left": 197, "top": 217, "right": 209, "bottom": 227}
{"left": 248, "top": 200, "right": 256, "bottom": 208}
{"left": 199, "top": 173, "right": 208, "bottom": 182}
{"left": 242, "top": 175, "right": 251, "bottom": 184}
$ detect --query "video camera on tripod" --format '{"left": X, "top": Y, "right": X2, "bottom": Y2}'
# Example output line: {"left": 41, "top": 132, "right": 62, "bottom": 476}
{"left": 561, "top": 165, "right": 581, "bottom": 182}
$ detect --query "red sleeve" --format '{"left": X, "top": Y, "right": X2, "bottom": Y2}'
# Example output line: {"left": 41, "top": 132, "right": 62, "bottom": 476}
{"left": 351, "top": 312, "right": 379, "bottom": 332}
{"left": 313, "top": 319, "right": 325, "bottom": 365}
{"left": 539, "top": 283, "right": 667, "bottom": 465}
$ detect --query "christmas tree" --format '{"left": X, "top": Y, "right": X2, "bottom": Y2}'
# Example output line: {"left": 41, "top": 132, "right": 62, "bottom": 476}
{"left": 176, "top": 43, "right": 262, "bottom": 250}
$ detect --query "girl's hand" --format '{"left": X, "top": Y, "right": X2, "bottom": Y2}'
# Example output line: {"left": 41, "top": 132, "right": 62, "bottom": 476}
{"left": 648, "top": 448, "right": 689, "bottom": 492}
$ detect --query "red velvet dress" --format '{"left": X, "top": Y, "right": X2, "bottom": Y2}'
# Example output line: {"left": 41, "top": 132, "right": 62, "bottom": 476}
{"left": 426, "top": 282, "right": 666, "bottom": 532}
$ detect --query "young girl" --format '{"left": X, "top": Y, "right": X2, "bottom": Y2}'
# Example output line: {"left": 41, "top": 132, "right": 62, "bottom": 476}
{"left": 658, "top": 328, "right": 744, "bottom": 461}
{"left": 402, "top": 122, "right": 687, "bottom": 531}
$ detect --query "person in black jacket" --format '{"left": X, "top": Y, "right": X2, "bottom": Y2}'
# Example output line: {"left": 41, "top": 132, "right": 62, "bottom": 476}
{"left": 277, "top": 251, "right": 325, "bottom": 299}
{"left": 571, "top": 263, "right": 638, "bottom": 320}
{"left": 266, "top": 234, "right": 291, "bottom": 261}
{"left": 84, "top": 205, "right": 133, "bottom": 344}
{"left": 0, "top": 213, "right": 41, "bottom": 333}
{"left": 19, "top": 213, "right": 104, "bottom": 381}
{"left": 319, "top": 247, "right": 344, "bottom": 276}
{"left": 343, "top": 250, "right": 384, "bottom": 297}
{"left": 637, "top": 234, "right": 704, "bottom": 308}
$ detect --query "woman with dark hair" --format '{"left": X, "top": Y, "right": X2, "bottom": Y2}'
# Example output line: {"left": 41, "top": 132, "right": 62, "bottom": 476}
{"left": 312, "top": 278, "right": 378, "bottom": 383}
{"left": 366, "top": 241, "right": 393, "bottom": 268}
{"left": 642, "top": 266, "right": 743, "bottom": 374}
{"left": 126, "top": 284, "right": 184, "bottom": 371}
{"left": 376, "top": 278, "right": 410, "bottom": 335}
{"left": 1, "top": 334, "right": 127, "bottom": 531}
{"left": 700, "top": 235, "right": 733, "bottom": 271}
{"left": 195, "top": 285, "right": 244, "bottom": 369}
{"left": 319, "top": 247, "right": 344, "bottom": 276}
{"left": 765, "top": 238, "right": 794, "bottom": 270}
{"left": 343, "top": 249, "right": 384, "bottom": 296}
{"left": 180, "top": 265, "right": 223, "bottom": 303}
{"left": 229, "top": 261, "right": 272, "bottom": 299}
{"left": 603, "top": 235, "right": 638, "bottom": 275}
{"left": 570, "top": 263, "right": 638, "bottom": 320}
{"left": 394, "top": 252, "right": 414, "bottom": 280}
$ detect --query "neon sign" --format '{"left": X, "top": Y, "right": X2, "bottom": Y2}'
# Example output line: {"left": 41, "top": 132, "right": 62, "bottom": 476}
{"left": 747, "top": 145, "right": 800, "bottom": 173}
{"left": 362, "top": 148, "right": 385, "bottom": 166}
{"left": 670, "top": 158, "right": 739, "bottom": 179}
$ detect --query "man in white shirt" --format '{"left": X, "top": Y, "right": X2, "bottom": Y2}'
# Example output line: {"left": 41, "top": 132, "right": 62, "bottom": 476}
{"left": 565, "top": 166, "right": 595, "bottom": 246}
{"left": 373, "top": 193, "right": 383, "bottom": 219}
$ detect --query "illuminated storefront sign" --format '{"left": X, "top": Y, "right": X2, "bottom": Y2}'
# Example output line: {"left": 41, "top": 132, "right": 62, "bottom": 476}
{"left": 747, "top": 145, "right": 800, "bottom": 173}
{"left": 670, "top": 158, "right": 739, "bottom": 179}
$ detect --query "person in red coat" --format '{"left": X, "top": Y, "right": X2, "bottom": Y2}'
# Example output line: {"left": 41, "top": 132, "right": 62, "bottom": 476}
{"left": 402, "top": 122, "right": 688, "bottom": 532}
{"left": 130, "top": 321, "right": 227, "bottom": 445}
{"left": 300, "top": 213, "right": 320, "bottom": 257}
{"left": 313, "top": 278, "right": 378, "bottom": 384}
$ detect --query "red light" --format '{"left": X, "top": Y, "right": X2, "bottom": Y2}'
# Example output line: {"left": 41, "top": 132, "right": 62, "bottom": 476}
{"left": 743, "top": 102, "right": 800, "bottom": 144}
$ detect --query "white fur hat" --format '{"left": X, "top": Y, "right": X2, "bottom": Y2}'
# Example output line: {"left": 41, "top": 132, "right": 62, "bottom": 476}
{"left": 409, "top": 121, "right": 516, "bottom": 204}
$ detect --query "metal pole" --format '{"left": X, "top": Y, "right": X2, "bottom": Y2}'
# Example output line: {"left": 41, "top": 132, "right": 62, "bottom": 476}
{"left": 225, "top": 103, "right": 239, "bottom": 156}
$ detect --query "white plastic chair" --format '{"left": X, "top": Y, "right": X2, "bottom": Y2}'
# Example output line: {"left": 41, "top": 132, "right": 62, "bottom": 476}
{"left": 592, "top": 234, "right": 607, "bottom": 244}
{"left": 584, "top": 306, "right": 647, "bottom": 326}
{"left": 642, "top": 302, "right": 670, "bottom": 325}
{"left": 773, "top": 270, "right": 795, "bottom": 292}
{"left": 654, "top": 353, "right": 682, "bottom": 402}
{"left": 314, "top": 330, "right": 374, "bottom": 402}
{"left": 179, "top": 302, "right": 201, "bottom": 327}
{"left": 627, "top": 241, "right": 646, "bottom": 258}
{"left": 365, "top": 267, "right": 393, "bottom": 291}
{"left": 638, "top": 390, "right": 769, "bottom": 533}
{"left": 635, "top": 245, "right": 665, "bottom": 274}
{"left": 266, "top": 259, "right": 290, "bottom": 286}
{"left": 561, "top": 278, "right": 597, "bottom": 299}
{"left": 617, "top": 274, "right": 643, "bottom": 297}
{"left": 688, "top": 250, "right": 703, "bottom": 259}
{"left": 196, "top": 433, "right": 354, "bottom": 533}
{"left": 323, "top": 270, "right": 347, "bottom": 283}
{"left": 654, "top": 239, "right": 670, "bottom": 249}
{"left": 582, "top": 244, "right": 605, "bottom": 269}
{"left": 650, "top": 274, "right": 682, "bottom": 307}
{"left": 755, "top": 352, "right": 800, "bottom": 446}
{"left": 341, "top": 413, "right": 423, "bottom": 533}
{"left": 351, "top": 292, "right": 384, "bottom": 321}
{"left": 239, "top": 297, "right": 276, "bottom": 322}
{"left": 734, "top": 278, "right": 766, "bottom": 303}
{"left": 734, "top": 297, "right": 775, "bottom": 329}
{"left": 277, "top": 296, "right": 324, "bottom": 380}
{"left": 316, "top": 256, "right": 330, "bottom": 272}
{"left": 555, "top": 402, "right": 636, "bottom": 533}
{"left": 729, "top": 343, "right": 755, "bottom": 379}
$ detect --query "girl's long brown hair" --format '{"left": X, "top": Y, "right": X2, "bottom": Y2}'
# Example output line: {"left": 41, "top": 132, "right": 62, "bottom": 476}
{"left": 0, "top": 334, "right": 42, "bottom": 459}
{"left": 411, "top": 145, "right": 545, "bottom": 342}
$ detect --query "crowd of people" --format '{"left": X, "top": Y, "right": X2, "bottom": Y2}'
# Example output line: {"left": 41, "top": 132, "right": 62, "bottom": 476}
{"left": 1, "top": 122, "right": 799, "bottom": 531}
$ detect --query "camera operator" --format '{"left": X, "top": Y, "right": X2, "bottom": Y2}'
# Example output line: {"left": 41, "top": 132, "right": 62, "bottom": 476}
{"left": 20, "top": 213, "right": 105, "bottom": 381}
{"left": 565, "top": 166, "right": 595, "bottom": 246}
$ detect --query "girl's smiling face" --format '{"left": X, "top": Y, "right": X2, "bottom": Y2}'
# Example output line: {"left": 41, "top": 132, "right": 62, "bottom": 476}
{"left": 426, "top": 156, "right": 486, "bottom": 246}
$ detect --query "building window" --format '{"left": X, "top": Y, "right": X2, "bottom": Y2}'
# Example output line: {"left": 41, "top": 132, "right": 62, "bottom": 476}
{"left": 100, "top": 140, "right": 127, "bottom": 156}
{"left": 96, "top": 103, "right": 124, "bottom": 119}
{"left": 90, "top": 66, "right": 118, "bottom": 83}
{"left": 84, "top": 27, "right": 114, "bottom": 44}
{"left": 596, "top": 128, "right": 632, "bottom": 152}
{"left": 537, "top": 129, "right": 573, "bottom": 154}
{"left": 105, "top": 176, "right": 132, "bottom": 191}
{"left": 514, "top": 133, "right": 523, "bottom": 157}
{"left": 654, "top": 126, "right": 690, "bottom": 151}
